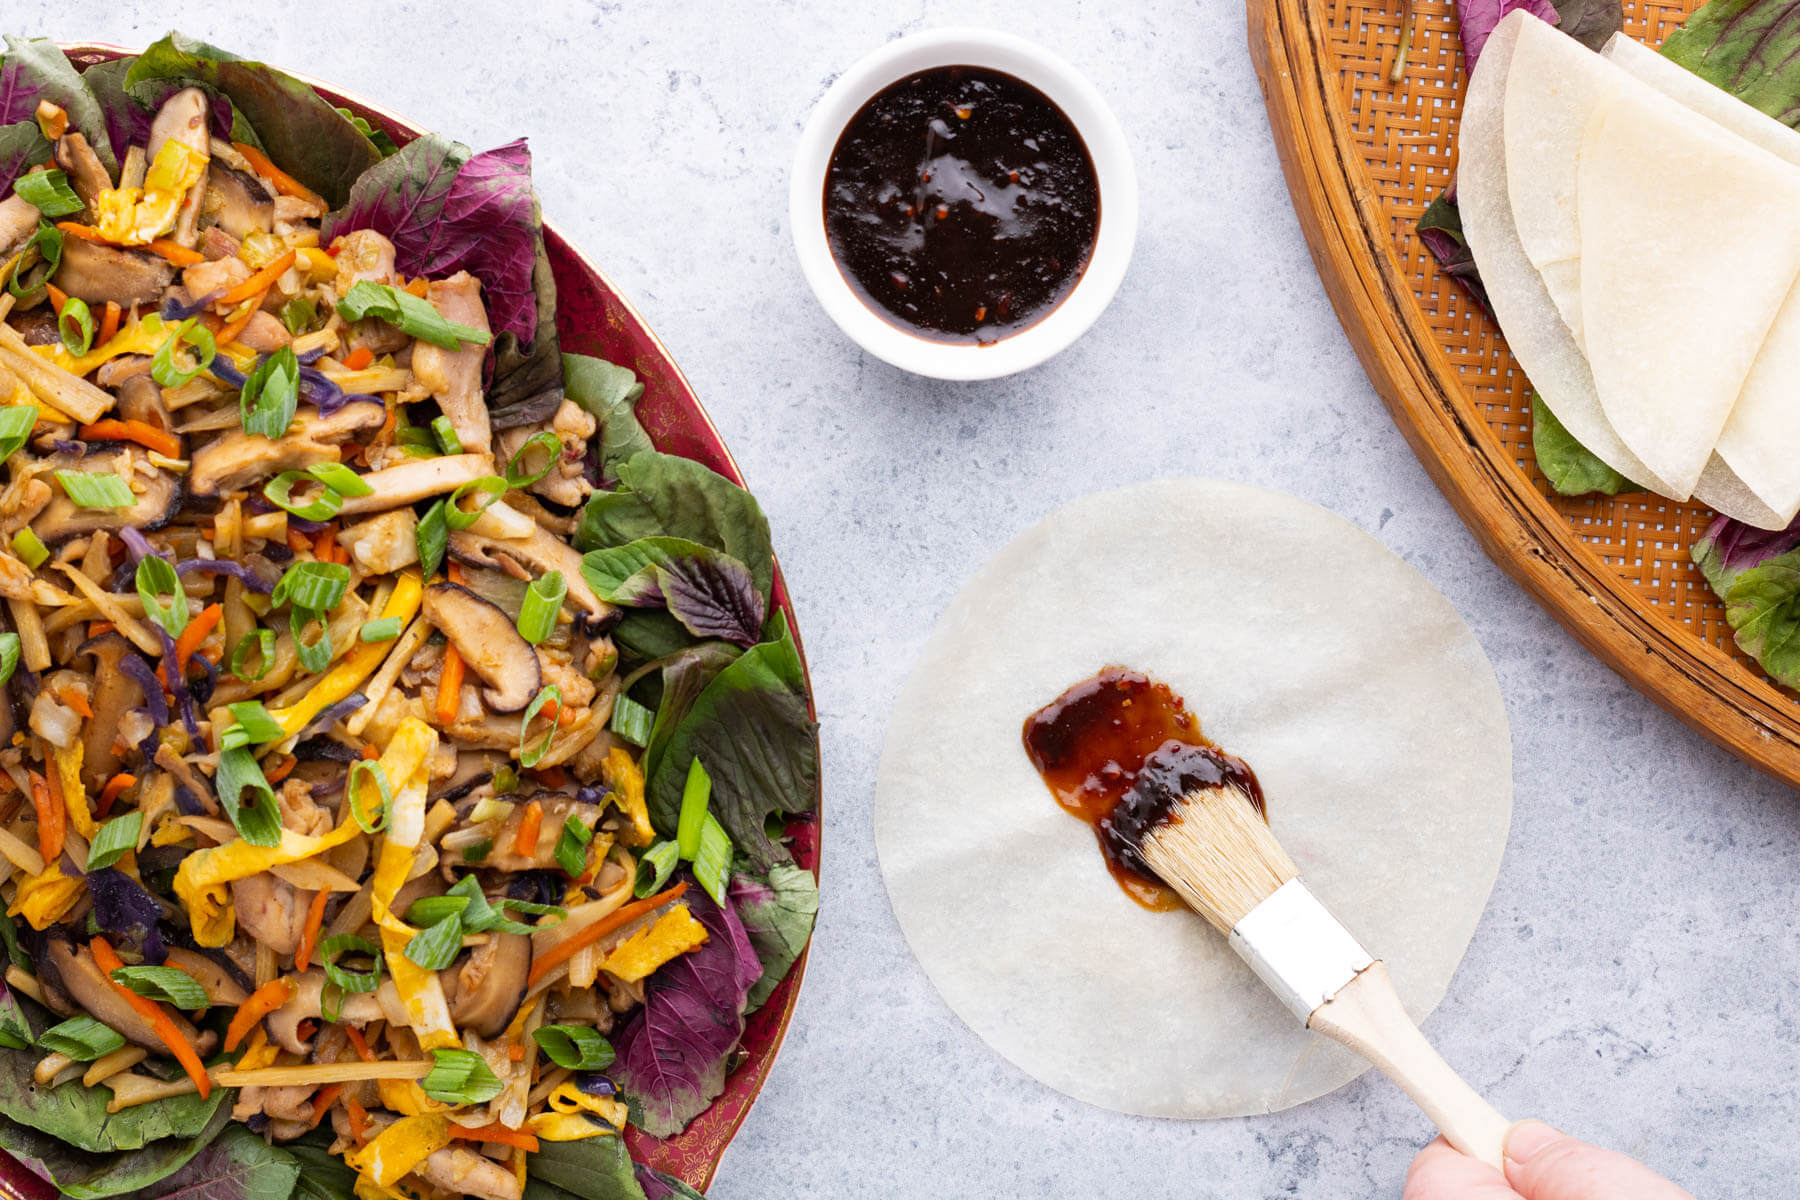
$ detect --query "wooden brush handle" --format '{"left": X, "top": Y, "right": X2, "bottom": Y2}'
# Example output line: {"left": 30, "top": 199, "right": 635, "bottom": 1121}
{"left": 1307, "top": 961, "right": 1509, "bottom": 1169}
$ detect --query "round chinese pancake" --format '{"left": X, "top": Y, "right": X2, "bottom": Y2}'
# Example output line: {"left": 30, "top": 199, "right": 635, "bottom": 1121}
{"left": 875, "top": 480, "right": 1513, "bottom": 1118}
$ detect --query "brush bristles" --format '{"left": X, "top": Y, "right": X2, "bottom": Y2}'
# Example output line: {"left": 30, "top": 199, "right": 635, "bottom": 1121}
{"left": 1139, "top": 783, "right": 1299, "bottom": 934}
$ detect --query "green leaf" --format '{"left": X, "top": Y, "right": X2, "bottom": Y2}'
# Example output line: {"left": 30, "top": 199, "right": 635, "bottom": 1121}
{"left": 563, "top": 353, "right": 650, "bottom": 483}
{"left": 1531, "top": 393, "right": 1638, "bottom": 497}
{"left": 1, "top": 36, "right": 118, "bottom": 173}
{"left": 123, "top": 32, "right": 382, "bottom": 207}
{"left": 117, "top": 1124, "right": 302, "bottom": 1200}
{"left": 1662, "top": 0, "right": 1800, "bottom": 128}
{"left": 285, "top": 1133, "right": 359, "bottom": 1200}
{"left": 728, "top": 865, "right": 818, "bottom": 1012}
{"left": 526, "top": 1135, "right": 647, "bottom": 1200}
{"left": 335, "top": 280, "right": 491, "bottom": 350}
{"left": 0, "top": 121, "right": 50, "bottom": 198}
{"left": 575, "top": 451, "right": 774, "bottom": 601}
{"left": 646, "top": 612, "right": 817, "bottom": 870}
{"left": 0, "top": 1098, "right": 233, "bottom": 1199}
{"left": 1551, "top": 0, "right": 1624, "bottom": 51}
{"left": 641, "top": 642, "right": 742, "bottom": 786}
{"left": 580, "top": 536, "right": 765, "bottom": 647}
{"left": 1720, "top": 546, "right": 1800, "bottom": 686}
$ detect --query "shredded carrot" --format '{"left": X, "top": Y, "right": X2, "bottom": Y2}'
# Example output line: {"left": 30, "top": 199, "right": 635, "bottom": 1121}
{"left": 216, "top": 249, "right": 296, "bottom": 306}
{"left": 54, "top": 685, "right": 93, "bottom": 719}
{"left": 147, "top": 239, "right": 204, "bottom": 266}
{"left": 88, "top": 620, "right": 115, "bottom": 637}
{"left": 78, "top": 419, "right": 182, "bottom": 459}
{"left": 96, "top": 773, "right": 136, "bottom": 820}
{"left": 225, "top": 977, "right": 296, "bottom": 1053}
{"left": 45, "top": 283, "right": 67, "bottom": 315}
{"left": 436, "top": 644, "right": 464, "bottom": 724}
{"left": 309, "top": 1083, "right": 344, "bottom": 1129}
{"left": 345, "top": 1094, "right": 369, "bottom": 1143}
{"left": 91, "top": 937, "right": 211, "bottom": 1098}
{"left": 508, "top": 1043, "right": 527, "bottom": 1062}
{"left": 404, "top": 277, "right": 429, "bottom": 299}
{"left": 314, "top": 525, "right": 338, "bottom": 564}
{"left": 344, "top": 1025, "right": 377, "bottom": 1063}
{"left": 341, "top": 346, "right": 374, "bottom": 371}
{"left": 28, "top": 770, "right": 62, "bottom": 864}
{"left": 531, "top": 766, "right": 567, "bottom": 790}
{"left": 286, "top": 528, "right": 313, "bottom": 554}
{"left": 515, "top": 800, "right": 543, "bottom": 857}
{"left": 54, "top": 222, "right": 110, "bottom": 244}
{"left": 214, "top": 300, "right": 264, "bottom": 349}
{"left": 556, "top": 701, "right": 580, "bottom": 729}
{"left": 528, "top": 882, "right": 688, "bottom": 988}
{"left": 294, "top": 887, "right": 330, "bottom": 971}
{"left": 231, "top": 142, "right": 323, "bottom": 205}
{"left": 296, "top": 1019, "right": 318, "bottom": 1042}
{"left": 98, "top": 301, "right": 120, "bottom": 345}
{"left": 174, "top": 603, "right": 223, "bottom": 673}
{"left": 446, "top": 561, "right": 466, "bottom": 585}
{"left": 264, "top": 754, "right": 297, "bottom": 785}
{"left": 360, "top": 744, "right": 378, "bottom": 761}
{"left": 451, "top": 1123, "right": 539, "bottom": 1152}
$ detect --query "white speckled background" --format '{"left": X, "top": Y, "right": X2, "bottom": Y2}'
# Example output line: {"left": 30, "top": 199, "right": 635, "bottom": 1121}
{"left": 16, "top": 1, "right": 1800, "bottom": 1195}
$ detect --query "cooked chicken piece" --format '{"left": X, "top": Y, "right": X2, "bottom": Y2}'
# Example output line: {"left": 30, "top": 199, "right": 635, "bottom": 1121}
{"left": 189, "top": 403, "right": 385, "bottom": 497}
{"left": 411, "top": 272, "right": 492, "bottom": 455}
{"left": 335, "top": 453, "right": 493, "bottom": 516}
{"left": 53, "top": 133, "right": 111, "bottom": 210}
{"left": 337, "top": 509, "right": 419, "bottom": 575}
{"left": 148, "top": 87, "right": 210, "bottom": 247}
{"left": 278, "top": 776, "right": 333, "bottom": 839}
{"left": 199, "top": 225, "right": 241, "bottom": 261}
{"left": 0, "top": 194, "right": 38, "bottom": 257}
{"left": 331, "top": 229, "right": 395, "bottom": 293}
{"left": 182, "top": 255, "right": 251, "bottom": 299}
{"left": 229, "top": 874, "right": 311, "bottom": 957}
{"left": 273, "top": 194, "right": 325, "bottom": 224}
{"left": 234, "top": 310, "right": 292, "bottom": 353}
{"left": 485, "top": 792, "right": 599, "bottom": 872}
{"left": 417, "top": 1147, "right": 522, "bottom": 1200}
{"left": 496, "top": 397, "right": 596, "bottom": 507}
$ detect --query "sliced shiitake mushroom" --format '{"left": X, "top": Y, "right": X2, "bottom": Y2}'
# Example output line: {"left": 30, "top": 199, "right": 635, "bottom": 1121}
{"left": 422, "top": 583, "right": 541, "bottom": 712}
{"left": 32, "top": 444, "right": 182, "bottom": 545}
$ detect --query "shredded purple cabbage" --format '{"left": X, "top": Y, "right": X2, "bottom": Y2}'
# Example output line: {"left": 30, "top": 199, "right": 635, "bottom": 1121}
{"left": 301, "top": 693, "right": 366, "bottom": 738}
{"left": 296, "top": 345, "right": 328, "bottom": 365}
{"left": 118, "top": 656, "right": 168, "bottom": 726}
{"left": 176, "top": 557, "right": 276, "bottom": 594}
{"left": 89, "top": 868, "right": 167, "bottom": 963}
{"left": 576, "top": 1073, "right": 617, "bottom": 1098}
{"left": 51, "top": 439, "right": 85, "bottom": 456}
{"left": 160, "top": 291, "right": 222, "bottom": 322}
{"left": 119, "top": 527, "right": 154, "bottom": 562}
{"left": 299, "top": 365, "right": 383, "bottom": 417}
{"left": 264, "top": 542, "right": 294, "bottom": 563}
{"left": 310, "top": 777, "right": 346, "bottom": 800}
{"left": 208, "top": 357, "right": 246, "bottom": 389}
{"left": 156, "top": 627, "right": 201, "bottom": 738}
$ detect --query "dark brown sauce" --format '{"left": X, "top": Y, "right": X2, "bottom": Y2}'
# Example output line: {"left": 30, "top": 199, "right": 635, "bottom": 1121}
{"left": 823, "top": 65, "right": 1100, "bottom": 344}
{"left": 1021, "top": 667, "right": 1264, "bottom": 911}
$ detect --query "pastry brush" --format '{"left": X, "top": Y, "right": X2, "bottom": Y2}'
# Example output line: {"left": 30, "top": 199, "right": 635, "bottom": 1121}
{"left": 1114, "top": 754, "right": 1510, "bottom": 1167}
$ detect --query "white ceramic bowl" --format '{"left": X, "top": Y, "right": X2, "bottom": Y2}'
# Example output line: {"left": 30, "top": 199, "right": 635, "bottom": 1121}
{"left": 790, "top": 28, "right": 1138, "bottom": 381}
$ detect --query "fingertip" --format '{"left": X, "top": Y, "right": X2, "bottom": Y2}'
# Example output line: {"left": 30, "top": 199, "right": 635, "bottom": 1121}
{"left": 1404, "top": 1136, "right": 1517, "bottom": 1200}
{"left": 1503, "top": 1119, "right": 1565, "bottom": 1166}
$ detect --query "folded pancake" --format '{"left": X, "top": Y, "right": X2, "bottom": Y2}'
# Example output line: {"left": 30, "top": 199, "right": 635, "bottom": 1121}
{"left": 1458, "top": 12, "right": 1668, "bottom": 494}
{"left": 1577, "top": 88, "right": 1800, "bottom": 500}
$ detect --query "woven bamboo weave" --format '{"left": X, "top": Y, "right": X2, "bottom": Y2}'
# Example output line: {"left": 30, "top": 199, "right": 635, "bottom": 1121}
{"left": 1249, "top": 0, "right": 1800, "bottom": 786}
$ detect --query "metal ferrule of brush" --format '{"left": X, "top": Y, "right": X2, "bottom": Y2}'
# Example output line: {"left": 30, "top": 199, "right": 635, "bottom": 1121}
{"left": 1227, "top": 877, "right": 1375, "bottom": 1023}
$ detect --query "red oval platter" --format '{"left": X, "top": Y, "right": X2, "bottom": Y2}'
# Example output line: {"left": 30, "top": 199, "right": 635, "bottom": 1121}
{"left": 0, "top": 44, "right": 821, "bottom": 1199}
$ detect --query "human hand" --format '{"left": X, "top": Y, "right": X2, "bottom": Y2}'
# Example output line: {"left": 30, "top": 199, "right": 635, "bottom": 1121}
{"left": 1403, "top": 1121, "right": 1695, "bottom": 1199}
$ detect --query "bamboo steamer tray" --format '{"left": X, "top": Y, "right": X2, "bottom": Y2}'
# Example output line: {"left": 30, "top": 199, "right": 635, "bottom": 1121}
{"left": 1246, "top": 0, "right": 1800, "bottom": 786}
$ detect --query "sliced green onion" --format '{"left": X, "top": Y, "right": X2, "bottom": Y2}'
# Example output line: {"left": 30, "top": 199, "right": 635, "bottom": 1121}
{"left": 360, "top": 617, "right": 401, "bottom": 643}
{"left": 693, "top": 812, "right": 732, "bottom": 906}
{"left": 444, "top": 875, "right": 565, "bottom": 935}
{"left": 291, "top": 607, "right": 332, "bottom": 674}
{"left": 445, "top": 475, "right": 506, "bottom": 531}
{"left": 346, "top": 759, "right": 392, "bottom": 834}
{"left": 214, "top": 746, "right": 282, "bottom": 847}
{"left": 403, "top": 914, "right": 465, "bottom": 971}
{"left": 57, "top": 296, "right": 94, "bottom": 357}
{"left": 225, "top": 701, "right": 284, "bottom": 745}
{"left": 532, "top": 1025, "right": 615, "bottom": 1071}
{"left": 0, "top": 406, "right": 37, "bottom": 464}
{"left": 263, "top": 471, "right": 342, "bottom": 522}
{"left": 37, "top": 1015, "right": 125, "bottom": 1061}
{"left": 404, "top": 895, "right": 470, "bottom": 928}
{"left": 505, "top": 431, "right": 561, "bottom": 488}
{"left": 420, "top": 1047, "right": 504, "bottom": 1106}
{"left": 335, "top": 281, "right": 491, "bottom": 350}
{"left": 491, "top": 764, "right": 518, "bottom": 795}
{"left": 395, "top": 417, "right": 437, "bottom": 452}
{"left": 518, "top": 685, "right": 561, "bottom": 769}
{"left": 10, "top": 528, "right": 46, "bottom": 570}
{"left": 15, "top": 170, "right": 83, "bottom": 218}
{"left": 240, "top": 346, "right": 300, "bottom": 439}
{"left": 7, "top": 221, "right": 61, "bottom": 301}
{"left": 306, "top": 462, "right": 373, "bottom": 498}
{"left": 151, "top": 318, "right": 215, "bottom": 388}
{"left": 634, "top": 840, "right": 680, "bottom": 899}
{"left": 318, "top": 933, "right": 383, "bottom": 996}
{"left": 517, "top": 571, "right": 565, "bottom": 645}
{"left": 56, "top": 470, "right": 135, "bottom": 509}
{"left": 108, "top": 965, "right": 209, "bottom": 1010}
{"left": 273, "top": 561, "right": 351, "bottom": 612}
{"left": 460, "top": 839, "right": 492, "bottom": 864}
{"left": 554, "top": 814, "right": 593, "bottom": 877}
{"left": 135, "top": 554, "right": 188, "bottom": 638}
{"left": 416, "top": 499, "right": 448, "bottom": 579}
{"left": 280, "top": 295, "right": 316, "bottom": 335}
{"left": 610, "top": 695, "right": 653, "bottom": 747}
{"left": 0, "top": 633, "right": 18, "bottom": 687}
{"left": 230, "top": 628, "right": 275, "bottom": 682}
{"left": 85, "top": 811, "right": 144, "bottom": 872}
{"left": 676, "top": 757, "right": 712, "bottom": 861}
{"left": 430, "top": 416, "right": 462, "bottom": 456}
